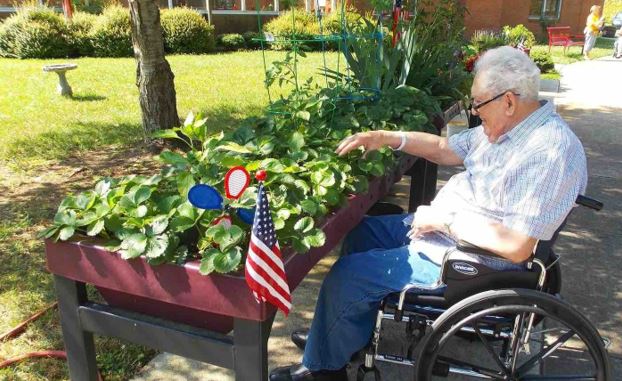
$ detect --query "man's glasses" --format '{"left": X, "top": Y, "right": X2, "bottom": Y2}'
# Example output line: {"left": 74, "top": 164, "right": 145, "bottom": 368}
{"left": 470, "top": 91, "right": 520, "bottom": 112}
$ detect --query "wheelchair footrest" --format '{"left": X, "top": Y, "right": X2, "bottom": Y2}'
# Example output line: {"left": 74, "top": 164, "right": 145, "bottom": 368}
{"left": 357, "top": 365, "right": 381, "bottom": 381}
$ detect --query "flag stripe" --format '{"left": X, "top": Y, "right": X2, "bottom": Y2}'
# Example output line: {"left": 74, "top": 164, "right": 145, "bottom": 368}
{"left": 248, "top": 245, "right": 290, "bottom": 295}
{"left": 246, "top": 259, "right": 291, "bottom": 307}
{"left": 251, "top": 235, "right": 286, "bottom": 273}
{"left": 249, "top": 241, "right": 287, "bottom": 280}
{"left": 246, "top": 264, "right": 292, "bottom": 310}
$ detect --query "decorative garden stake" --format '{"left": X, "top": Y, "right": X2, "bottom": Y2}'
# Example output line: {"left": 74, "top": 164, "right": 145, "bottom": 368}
{"left": 188, "top": 166, "right": 255, "bottom": 225}
{"left": 245, "top": 170, "right": 292, "bottom": 316}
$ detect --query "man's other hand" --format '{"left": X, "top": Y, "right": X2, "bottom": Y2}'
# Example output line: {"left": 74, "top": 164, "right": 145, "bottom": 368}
{"left": 407, "top": 205, "right": 447, "bottom": 239}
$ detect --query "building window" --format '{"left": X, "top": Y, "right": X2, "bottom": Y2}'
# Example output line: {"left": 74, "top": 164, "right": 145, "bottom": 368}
{"left": 529, "top": 0, "right": 562, "bottom": 20}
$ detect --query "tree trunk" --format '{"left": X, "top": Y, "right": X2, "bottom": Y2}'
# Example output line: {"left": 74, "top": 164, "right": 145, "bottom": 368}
{"left": 129, "top": 0, "right": 180, "bottom": 136}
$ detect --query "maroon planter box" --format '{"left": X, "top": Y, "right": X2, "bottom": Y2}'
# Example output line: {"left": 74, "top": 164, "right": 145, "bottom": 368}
{"left": 45, "top": 155, "right": 418, "bottom": 334}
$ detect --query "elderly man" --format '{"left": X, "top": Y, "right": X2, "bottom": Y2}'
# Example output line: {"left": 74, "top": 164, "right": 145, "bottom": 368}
{"left": 269, "top": 46, "right": 587, "bottom": 381}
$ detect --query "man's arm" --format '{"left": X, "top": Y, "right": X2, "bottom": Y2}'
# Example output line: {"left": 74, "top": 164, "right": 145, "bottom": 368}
{"left": 335, "top": 130, "right": 464, "bottom": 166}
{"left": 408, "top": 206, "right": 537, "bottom": 263}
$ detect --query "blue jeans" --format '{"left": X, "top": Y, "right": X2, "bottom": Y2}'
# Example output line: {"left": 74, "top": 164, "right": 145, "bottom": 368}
{"left": 302, "top": 214, "right": 443, "bottom": 371}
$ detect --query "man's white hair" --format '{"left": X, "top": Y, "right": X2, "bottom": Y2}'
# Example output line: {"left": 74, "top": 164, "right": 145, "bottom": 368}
{"left": 474, "top": 46, "right": 541, "bottom": 101}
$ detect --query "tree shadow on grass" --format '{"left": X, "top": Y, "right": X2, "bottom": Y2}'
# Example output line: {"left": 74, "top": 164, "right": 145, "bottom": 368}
{"left": 196, "top": 103, "right": 265, "bottom": 133}
{"left": 5, "top": 121, "right": 145, "bottom": 167}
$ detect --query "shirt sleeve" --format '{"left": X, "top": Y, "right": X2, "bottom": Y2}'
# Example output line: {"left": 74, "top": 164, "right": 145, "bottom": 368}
{"left": 502, "top": 144, "right": 587, "bottom": 240}
{"left": 447, "top": 126, "right": 481, "bottom": 160}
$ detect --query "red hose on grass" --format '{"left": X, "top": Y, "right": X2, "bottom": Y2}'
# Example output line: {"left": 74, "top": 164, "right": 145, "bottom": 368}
{"left": 0, "top": 303, "right": 104, "bottom": 381}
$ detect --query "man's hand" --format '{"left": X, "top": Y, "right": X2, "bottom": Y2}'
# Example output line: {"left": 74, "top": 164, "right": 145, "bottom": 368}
{"left": 407, "top": 206, "right": 450, "bottom": 239}
{"left": 335, "top": 131, "right": 388, "bottom": 157}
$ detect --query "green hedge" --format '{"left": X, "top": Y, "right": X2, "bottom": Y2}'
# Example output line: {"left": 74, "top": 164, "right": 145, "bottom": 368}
{"left": 161, "top": 8, "right": 215, "bottom": 54}
{"left": 67, "top": 12, "right": 98, "bottom": 57}
{"left": 90, "top": 5, "right": 133, "bottom": 57}
{"left": 0, "top": 6, "right": 71, "bottom": 58}
{"left": 0, "top": 5, "right": 219, "bottom": 58}
{"left": 263, "top": 8, "right": 366, "bottom": 51}
{"left": 217, "top": 33, "right": 246, "bottom": 51}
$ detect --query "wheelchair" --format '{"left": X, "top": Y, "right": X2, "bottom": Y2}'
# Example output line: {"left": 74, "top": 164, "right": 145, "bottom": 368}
{"left": 356, "top": 195, "right": 611, "bottom": 380}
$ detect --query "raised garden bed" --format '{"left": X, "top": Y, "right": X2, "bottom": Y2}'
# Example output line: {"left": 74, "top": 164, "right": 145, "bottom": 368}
{"left": 46, "top": 154, "right": 416, "bottom": 333}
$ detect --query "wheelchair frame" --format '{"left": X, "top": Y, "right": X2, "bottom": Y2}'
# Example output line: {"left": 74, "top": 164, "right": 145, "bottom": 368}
{"left": 356, "top": 196, "right": 611, "bottom": 381}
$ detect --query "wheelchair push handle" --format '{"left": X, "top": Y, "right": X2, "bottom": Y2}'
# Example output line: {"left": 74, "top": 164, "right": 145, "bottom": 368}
{"left": 576, "top": 195, "right": 603, "bottom": 211}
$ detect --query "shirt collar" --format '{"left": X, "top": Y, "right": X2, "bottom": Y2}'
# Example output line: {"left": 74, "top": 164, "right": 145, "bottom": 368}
{"left": 497, "top": 100, "right": 554, "bottom": 144}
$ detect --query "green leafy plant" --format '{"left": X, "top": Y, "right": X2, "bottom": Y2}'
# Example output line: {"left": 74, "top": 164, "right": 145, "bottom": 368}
{"left": 470, "top": 29, "right": 507, "bottom": 53}
{"left": 503, "top": 24, "right": 536, "bottom": 49}
{"left": 530, "top": 50, "right": 555, "bottom": 73}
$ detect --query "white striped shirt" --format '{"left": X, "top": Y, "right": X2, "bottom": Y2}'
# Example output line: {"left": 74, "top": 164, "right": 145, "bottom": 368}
{"left": 435, "top": 100, "right": 587, "bottom": 241}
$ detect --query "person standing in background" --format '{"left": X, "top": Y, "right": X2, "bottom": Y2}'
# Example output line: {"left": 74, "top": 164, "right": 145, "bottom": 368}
{"left": 614, "top": 26, "right": 622, "bottom": 59}
{"left": 584, "top": 5, "right": 604, "bottom": 60}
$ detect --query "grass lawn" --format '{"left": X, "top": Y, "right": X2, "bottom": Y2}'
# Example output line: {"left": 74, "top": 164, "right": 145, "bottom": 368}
{"left": 532, "top": 36, "right": 616, "bottom": 65}
{"left": 0, "top": 50, "right": 339, "bottom": 381}
{"left": 0, "top": 51, "right": 340, "bottom": 169}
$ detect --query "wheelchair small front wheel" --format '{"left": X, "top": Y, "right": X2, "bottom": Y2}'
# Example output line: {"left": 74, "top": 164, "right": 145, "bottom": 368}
{"left": 415, "top": 289, "right": 610, "bottom": 380}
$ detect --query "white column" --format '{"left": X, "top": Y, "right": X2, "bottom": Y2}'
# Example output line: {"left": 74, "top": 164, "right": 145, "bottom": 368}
{"left": 274, "top": 0, "right": 279, "bottom": 12}
{"left": 168, "top": 0, "right": 173, "bottom": 8}
{"left": 305, "top": 0, "right": 311, "bottom": 12}
{"left": 330, "top": 0, "right": 335, "bottom": 12}
{"left": 241, "top": 0, "right": 246, "bottom": 11}
{"left": 205, "top": 0, "right": 212, "bottom": 24}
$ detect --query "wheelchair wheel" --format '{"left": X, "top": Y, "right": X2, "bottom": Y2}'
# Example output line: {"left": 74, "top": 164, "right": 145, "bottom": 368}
{"left": 415, "top": 289, "right": 610, "bottom": 380}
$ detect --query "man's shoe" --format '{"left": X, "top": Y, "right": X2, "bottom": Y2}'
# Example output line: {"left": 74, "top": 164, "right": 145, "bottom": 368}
{"left": 269, "top": 363, "right": 347, "bottom": 381}
{"left": 291, "top": 328, "right": 309, "bottom": 350}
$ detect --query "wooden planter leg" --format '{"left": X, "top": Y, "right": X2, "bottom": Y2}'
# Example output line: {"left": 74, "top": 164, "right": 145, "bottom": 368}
{"left": 233, "top": 314, "right": 276, "bottom": 381}
{"left": 54, "top": 275, "right": 99, "bottom": 381}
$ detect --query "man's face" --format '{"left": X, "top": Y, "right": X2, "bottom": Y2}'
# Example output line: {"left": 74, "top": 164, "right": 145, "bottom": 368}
{"left": 470, "top": 75, "right": 512, "bottom": 143}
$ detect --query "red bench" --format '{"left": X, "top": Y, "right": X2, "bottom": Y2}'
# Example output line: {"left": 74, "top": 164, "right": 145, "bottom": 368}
{"left": 547, "top": 26, "right": 585, "bottom": 54}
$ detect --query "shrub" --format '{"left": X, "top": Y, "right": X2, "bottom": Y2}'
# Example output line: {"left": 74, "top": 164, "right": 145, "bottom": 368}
{"left": 530, "top": 50, "right": 555, "bottom": 73}
{"left": 90, "top": 5, "right": 132, "bottom": 57}
{"left": 217, "top": 33, "right": 246, "bottom": 51}
{"left": 243, "top": 31, "right": 263, "bottom": 50}
{"left": 470, "top": 29, "right": 506, "bottom": 53}
{"left": 67, "top": 11, "right": 97, "bottom": 57}
{"left": 503, "top": 24, "right": 536, "bottom": 49}
{"left": 264, "top": 8, "right": 320, "bottom": 50}
{"left": 0, "top": 6, "right": 70, "bottom": 58}
{"left": 160, "top": 8, "right": 215, "bottom": 54}
{"left": 263, "top": 8, "right": 368, "bottom": 51}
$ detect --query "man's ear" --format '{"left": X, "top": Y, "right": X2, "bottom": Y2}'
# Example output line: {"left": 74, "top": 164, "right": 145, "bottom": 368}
{"left": 504, "top": 93, "right": 517, "bottom": 116}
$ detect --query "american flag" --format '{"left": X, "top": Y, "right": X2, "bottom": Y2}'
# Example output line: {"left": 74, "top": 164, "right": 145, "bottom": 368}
{"left": 517, "top": 39, "right": 528, "bottom": 53}
{"left": 245, "top": 183, "right": 292, "bottom": 315}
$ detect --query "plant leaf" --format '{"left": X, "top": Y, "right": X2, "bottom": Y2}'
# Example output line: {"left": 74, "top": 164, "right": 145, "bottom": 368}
{"left": 86, "top": 220, "right": 105, "bottom": 236}
{"left": 59, "top": 226, "right": 75, "bottom": 241}
{"left": 294, "top": 216, "right": 314, "bottom": 233}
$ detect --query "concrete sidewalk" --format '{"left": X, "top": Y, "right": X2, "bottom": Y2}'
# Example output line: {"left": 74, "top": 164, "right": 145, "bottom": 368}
{"left": 132, "top": 57, "right": 622, "bottom": 380}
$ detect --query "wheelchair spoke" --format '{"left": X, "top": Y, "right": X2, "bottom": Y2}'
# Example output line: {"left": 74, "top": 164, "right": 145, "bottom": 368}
{"left": 473, "top": 325, "right": 511, "bottom": 377}
{"left": 437, "top": 355, "right": 507, "bottom": 379}
{"left": 515, "top": 329, "right": 576, "bottom": 375}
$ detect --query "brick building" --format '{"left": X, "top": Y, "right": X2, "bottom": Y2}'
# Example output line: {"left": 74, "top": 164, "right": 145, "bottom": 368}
{"left": 462, "top": 0, "right": 605, "bottom": 38}
{"left": 0, "top": 0, "right": 606, "bottom": 37}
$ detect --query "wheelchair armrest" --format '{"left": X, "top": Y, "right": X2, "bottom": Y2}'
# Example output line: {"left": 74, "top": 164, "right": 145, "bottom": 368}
{"left": 455, "top": 239, "right": 505, "bottom": 259}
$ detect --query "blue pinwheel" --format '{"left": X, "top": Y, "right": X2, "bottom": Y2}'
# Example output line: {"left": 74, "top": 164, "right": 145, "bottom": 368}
{"left": 187, "top": 166, "right": 256, "bottom": 225}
